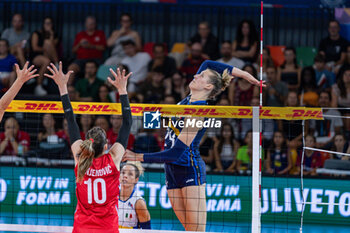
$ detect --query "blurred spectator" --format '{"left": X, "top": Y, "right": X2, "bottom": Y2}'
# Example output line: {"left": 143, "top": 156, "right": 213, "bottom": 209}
{"left": 133, "top": 129, "right": 161, "bottom": 153}
{"left": 331, "top": 65, "right": 350, "bottom": 108}
{"left": 264, "top": 65, "right": 288, "bottom": 107}
{"left": 57, "top": 118, "right": 85, "bottom": 146}
{"left": 0, "top": 117, "right": 30, "bottom": 156}
{"left": 199, "top": 132, "right": 214, "bottom": 171}
{"left": 161, "top": 95, "right": 176, "bottom": 104}
{"left": 180, "top": 42, "right": 205, "bottom": 83}
{"left": 213, "top": 123, "right": 240, "bottom": 173}
{"left": 68, "top": 16, "right": 106, "bottom": 80}
{"left": 236, "top": 131, "right": 253, "bottom": 174}
{"left": 67, "top": 85, "right": 79, "bottom": 101}
{"left": 228, "top": 64, "right": 258, "bottom": 106}
{"left": 330, "top": 134, "right": 349, "bottom": 160}
{"left": 293, "top": 135, "right": 322, "bottom": 176}
{"left": 299, "top": 66, "right": 319, "bottom": 107}
{"left": 313, "top": 53, "right": 335, "bottom": 91}
{"left": 138, "top": 66, "right": 165, "bottom": 104}
{"left": 189, "top": 21, "right": 219, "bottom": 60}
{"left": 94, "top": 116, "right": 110, "bottom": 133}
{"left": 1, "top": 13, "right": 29, "bottom": 66}
{"left": 105, "top": 13, "right": 141, "bottom": 65}
{"left": 164, "top": 72, "right": 187, "bottom": 103}
{"left": 217, "top": 41, "right": 244, "bottom": 69}
{"left": 107, "top": 64, "right": 129, "bottom": 103}
{"left": 255, "top": 47, "right": 275, "bottom": 81}
{"left": 232, "top": 20, "right": 258, "bottom": 63}
{"left": 344, "top": 45, "right": 350, "bottom": 66}
{"left": 80, "top": 114, "right": 93, "bottom": 138}
{"left": 37, "top": 114, "right": 58, "bottom": 142}
{"left": 309, "top": 91, "right": 343, "bottom": 147}
{"left": 148, "top": 43, "right": 177, "bottom": 78}
{"left": 121, "top": 40, "right": 151, "bottom": 93}
{"left": 265, "top": 131, "right": 292, "bottom": 175}
{"left": 97, "top": 84, "right": 112, "bottom": 102}
{"left": 75, "top": 60, "right": 104, "bottom": 101}
{"left": 319, "top": 20, "right": 348, "bottom": 71}
{"left": 0, "top": 39, "right": 16, "bottom": 89}
{"left": 107, "top": 115, "right": 135, "bottom": 150}
{"left": 277, "top": 47, "right": 301, "bottom": 91}
{"left": 29, "top": 17, "right": 60, "bottom": 96}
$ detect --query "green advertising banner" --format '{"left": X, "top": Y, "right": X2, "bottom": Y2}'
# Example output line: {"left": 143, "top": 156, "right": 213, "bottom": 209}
{"left": 0, "top": 167, "right": 349, "bottom": 226}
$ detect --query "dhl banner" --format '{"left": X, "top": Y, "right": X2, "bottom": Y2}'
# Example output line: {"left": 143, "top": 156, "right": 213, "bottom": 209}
{"left": 6, "top": 100, "right": 323, "bottom": 120}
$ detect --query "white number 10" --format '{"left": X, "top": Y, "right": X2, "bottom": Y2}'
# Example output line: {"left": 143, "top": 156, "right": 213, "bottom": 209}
{"left": 84, "top": 178, "right": 107, "bottom": 204}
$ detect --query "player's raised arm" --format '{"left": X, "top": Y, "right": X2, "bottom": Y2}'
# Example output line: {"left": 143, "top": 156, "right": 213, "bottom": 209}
{"left": 45, "top": 62, "right": 82, "bottom": 164}
{"left": 108, "top": 68, "right": 133, "bottom": 168}
{"left": 0, "top": 62, "right": 39, "bottom": 122}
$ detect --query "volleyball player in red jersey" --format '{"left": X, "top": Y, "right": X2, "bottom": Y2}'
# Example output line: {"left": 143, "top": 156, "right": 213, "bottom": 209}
{"left": 45, "top": 62, "right": 132, "bottom": 233}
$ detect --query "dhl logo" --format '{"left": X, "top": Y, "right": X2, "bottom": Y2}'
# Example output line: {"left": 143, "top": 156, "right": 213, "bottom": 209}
{"left": 233, "top": 108, "right": 323, "bottom": 119}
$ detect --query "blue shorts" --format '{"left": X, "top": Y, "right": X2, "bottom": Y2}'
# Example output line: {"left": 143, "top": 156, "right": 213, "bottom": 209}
{"left": 164, "top": 159, "right": 206, "bottom": 190}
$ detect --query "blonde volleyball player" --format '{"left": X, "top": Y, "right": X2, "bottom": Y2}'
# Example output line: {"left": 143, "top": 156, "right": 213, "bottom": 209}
{"left": 0, "top": 62, "right": 39, "bottom": 121}
{"left": 119, "top": 162, "right": 151, "bottom": 229}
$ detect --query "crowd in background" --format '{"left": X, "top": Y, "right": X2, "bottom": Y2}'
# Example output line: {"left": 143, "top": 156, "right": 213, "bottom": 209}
{"left": 1, "top": 12, "right": 350, "bottom": 177}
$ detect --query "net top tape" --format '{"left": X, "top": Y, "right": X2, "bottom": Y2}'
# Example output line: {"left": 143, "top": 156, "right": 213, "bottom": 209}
{"left": 6, "top": 100, "right": 323, "bottom": 120}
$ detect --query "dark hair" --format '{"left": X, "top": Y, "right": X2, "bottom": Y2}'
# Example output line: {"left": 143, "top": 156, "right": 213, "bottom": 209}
{"left": 336, "top": 64, "right": 350, "bottom": 98}
{"left": 217, "top": 123, "right": 235, "bottom": 155}
{"left": 199, "top": 21, "right": 210, "bottom": 29}
{"left": 299, "top": 66, "right": 317, "bottom": 93}
{"left": 85, "top": 60, "right": 99, "bottom": 69}
{"left": 0, "top": 39, "right": 9, "bottom": 48}
{"left": 118, "top": 64, "right": 129, "bottom": 74}
{"left": 314, "top": 53, "right": 326, "bottom": 63}
{"left": 153, "top": 43, "right": 166, "bottom": 52}
{"left": 120, "top": 13, "right": 132, "bottom": 22}
{"left": 281, "top": 47, "right": 298, "bottom": 69}
{"left": 40, "top": 113, "right": 56, "bottom": 135}
{"left": 42, "top": 16, "right": 55, "bottom": 32}
{"left": 235, "top": 19, "right": 258, "bottom": 46}
{"left": 319, "top": 90, "right": 332, "bottom": 101}
{"left": 151, "top": 66, "right": 164, "bottom": 74}
{"left": 77, "top": 127, "right": 107, "bottom": 182}
{"left": 121, "top": 39, "right": 136, "bottom": 47}
{"left": 242, "top": 64, "right": 257, "bottom": 78}
{"left": 221, "top": 40, "right": 232, "bottom": 46}
{"left": 328, "top": 20, "right": 340, "bottom": 27}
{"left": 269, "top": 131, "right": 287, "bottom": 153}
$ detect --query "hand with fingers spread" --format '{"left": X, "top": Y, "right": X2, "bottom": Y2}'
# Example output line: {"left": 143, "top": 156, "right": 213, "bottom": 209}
{"left": 107, "top": 68, "right": 132, "bottom": 95}
{"left": 14, "top": 61, "right": 39, "bottom": 84}
{"left": 44, "top": 61, "right": 73, "bottom": 94}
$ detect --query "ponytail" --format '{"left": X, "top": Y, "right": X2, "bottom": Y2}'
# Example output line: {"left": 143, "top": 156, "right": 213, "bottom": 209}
{"left": 77, "top": 139, "right": 95, "bottom": 183}
{"left": 207, "top": 68, "right": 234, "bottom": 99}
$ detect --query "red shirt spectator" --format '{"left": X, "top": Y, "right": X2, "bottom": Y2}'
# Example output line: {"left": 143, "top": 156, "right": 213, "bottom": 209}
{"left": 107, "top": 129, "right": 135, "bottom": 150}
{"left": 73, "top": 30, "right": 106, "bottom": 59}
{"left": 180, "top": 42, "right": 205, "bottom": 84}
{"left": 0, "top": 131, "right": 30, "bottom": 155}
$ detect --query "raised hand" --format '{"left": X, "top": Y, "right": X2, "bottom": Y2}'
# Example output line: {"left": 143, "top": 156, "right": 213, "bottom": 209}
{"left": 107, "top": 68, "right": 132, "bottom": 95}
{"left": 44, "top": 61, "right": 73, "bottom": 93}
{"left": 231, "top": 67, "right": 266, "bottom": 87}
{"left": 14, "top": 62, "right": 39, "bottom": 84}
{"left": 122, "top": 149, "right": 143, "bottom": 162}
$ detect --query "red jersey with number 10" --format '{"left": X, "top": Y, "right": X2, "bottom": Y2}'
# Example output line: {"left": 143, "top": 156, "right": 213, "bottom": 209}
{"left": 73, "top": 153, "right": 120, "bottom": 233}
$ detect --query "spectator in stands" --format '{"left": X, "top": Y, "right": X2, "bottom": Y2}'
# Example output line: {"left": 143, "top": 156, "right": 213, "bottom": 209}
{"left": 106, "top": 64, "right": 129, "bottom": 103}
{"left": 319, "top": 20, "right": 348, "bottom": 71}
{"left": 313, "top": 53, "right": 335, "bottom": 91}
{"left": 37, "top": 113, "right": 58, "bottom": 142}
{"left": 121, "top": 40, "right": 151, "bottom": 93}
{"left": 105, "top": 13, "right": 141, "bottom": 66}
{"left": 1, "top": 13, "right": 29, "bottom": 67}
{"left": 138, "top": 66, "right": 165, "bottom": 104}
{"left": 68, "top": 16, "right": 106, "bottom": 81}
{"left": 331, "top": 134, "right": 349, "bottom": 160}
{"left": 133, "top": 129, "right": 161, "bottom": 153}
{"left": 67, "top": 85, "right": 79, "bottom": 101}
{"left": 189, "top": 21, "right": 219, "bottom": 60}
{"left": 232, "top": 20, "right": 258, "bottom": 64}
{"left": 309, "top": 91, "right": 343, "bottom": 147}
{"left": 199, "top": 131, "right": 214, "bottom": 171}
{"left": 148, "top": 43, "right": 177, "bottom": 78}
{"left": 299, "top": 66, "right": 319, "bottom": 107}
{"left": 344, "top": 45, "right": 350, "bottom": 66}
{"left": 277, "top": 47, "right": 301, "bottom": 91}
{"left": 236, "top": 131, "right": 253, "bottom": 174}
{"left": 94, "top": 116, "right": 110, "bottom": 133}
{"left": 180, "top": 42, "right": 205, "bottom": 83}
{"left": 97, "top": 84, "right": 112, "bottom": 102}
{"left": 265, "top": 131, "right": 292, "bottom": 175}
{"left": 75, "top": 60, "right": 104, "bottom": 101}
{"left": 57, "top": 118, "right": 84, "bottom": 146}
{"left": 163, "top": 71, "right": 187, "bottom": 103}
{"left": 213, "top": 123, "right": 240, "bottom": 173}
{"left": 217, "top": 40, "right": 245, "bottom": 69}
{"left": 107, "top": 114, "right": 135, "bottom": 150}
{"left": 29, "top": 17, "right": 60, "bottom": 96}
{"left": 0, "top": 117, "right": 30, "bottom": 156}
{"left": 228, "top": 64, "right": 259, "bottom": 106}
{"left": 79, "top": 114, "right": 93, "bottom": 138}
{"left": 332, "top": 65, "right": 350, "bottom": 108}
{"left": 293, "top": 135, "right": 321, "bottom": 176}
{"left": 264, "top": 65, "right": 288, "bottom": 107}
{"left": 255, "top": 47, "right": 275, "bottom": 81}
{"left": 161, "top": 95, "right": 176, "bottom": 104}
{"left": 0, "top": 39, "right": 17, "bottom": 89}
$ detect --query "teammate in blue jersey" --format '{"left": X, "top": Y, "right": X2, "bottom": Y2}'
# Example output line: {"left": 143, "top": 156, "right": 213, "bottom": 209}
{"left": 124, "top": 60, "right": 265, "bottom": 231}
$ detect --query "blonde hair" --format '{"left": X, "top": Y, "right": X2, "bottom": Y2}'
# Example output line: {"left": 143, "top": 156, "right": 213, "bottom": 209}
{"left": 76, "top": 127, "right": 107, "bottom": 183}
{"left": 207, "top": 68, "right": 234, "bottom": 99}
{"left": 122, "top": 161, "right": 144, "bottom": 178}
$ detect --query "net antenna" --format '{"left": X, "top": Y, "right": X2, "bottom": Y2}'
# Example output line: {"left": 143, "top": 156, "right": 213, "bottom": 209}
{"left": 251, "top": 1, "right": 263, "bottom": 233}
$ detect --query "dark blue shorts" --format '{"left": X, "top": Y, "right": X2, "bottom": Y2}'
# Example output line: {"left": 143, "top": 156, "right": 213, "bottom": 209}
{"left": 164, "top": 159, "right": 206, "bottom": 190}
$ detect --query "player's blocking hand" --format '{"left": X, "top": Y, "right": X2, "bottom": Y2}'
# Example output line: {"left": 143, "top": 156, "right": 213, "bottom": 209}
{"left": 44, "top": 61, "right": 73, "bottom": 88}
{"left": 107, "top": 68, "right": 132, "bottom": 95}
{"left": 122, "top": 149, "right": 144, "bottom": 162}
{"left": 14, "top": 61, "right": 39, "bottom": 84}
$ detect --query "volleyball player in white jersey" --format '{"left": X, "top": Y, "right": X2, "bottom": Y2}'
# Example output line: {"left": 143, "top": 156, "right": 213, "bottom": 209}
{"left": 118, "top": 162, "right": 151, "bottom": 229}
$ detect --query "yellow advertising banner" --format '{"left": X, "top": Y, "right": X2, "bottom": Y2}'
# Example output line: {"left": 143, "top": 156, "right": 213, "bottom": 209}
{"left": 6, "top": 100, "right": 323, "bottom": 120}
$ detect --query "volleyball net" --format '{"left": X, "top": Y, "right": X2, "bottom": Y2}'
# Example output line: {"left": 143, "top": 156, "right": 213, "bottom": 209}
{"left": 0, "top": 101, "right": 349, "bottom": 233}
